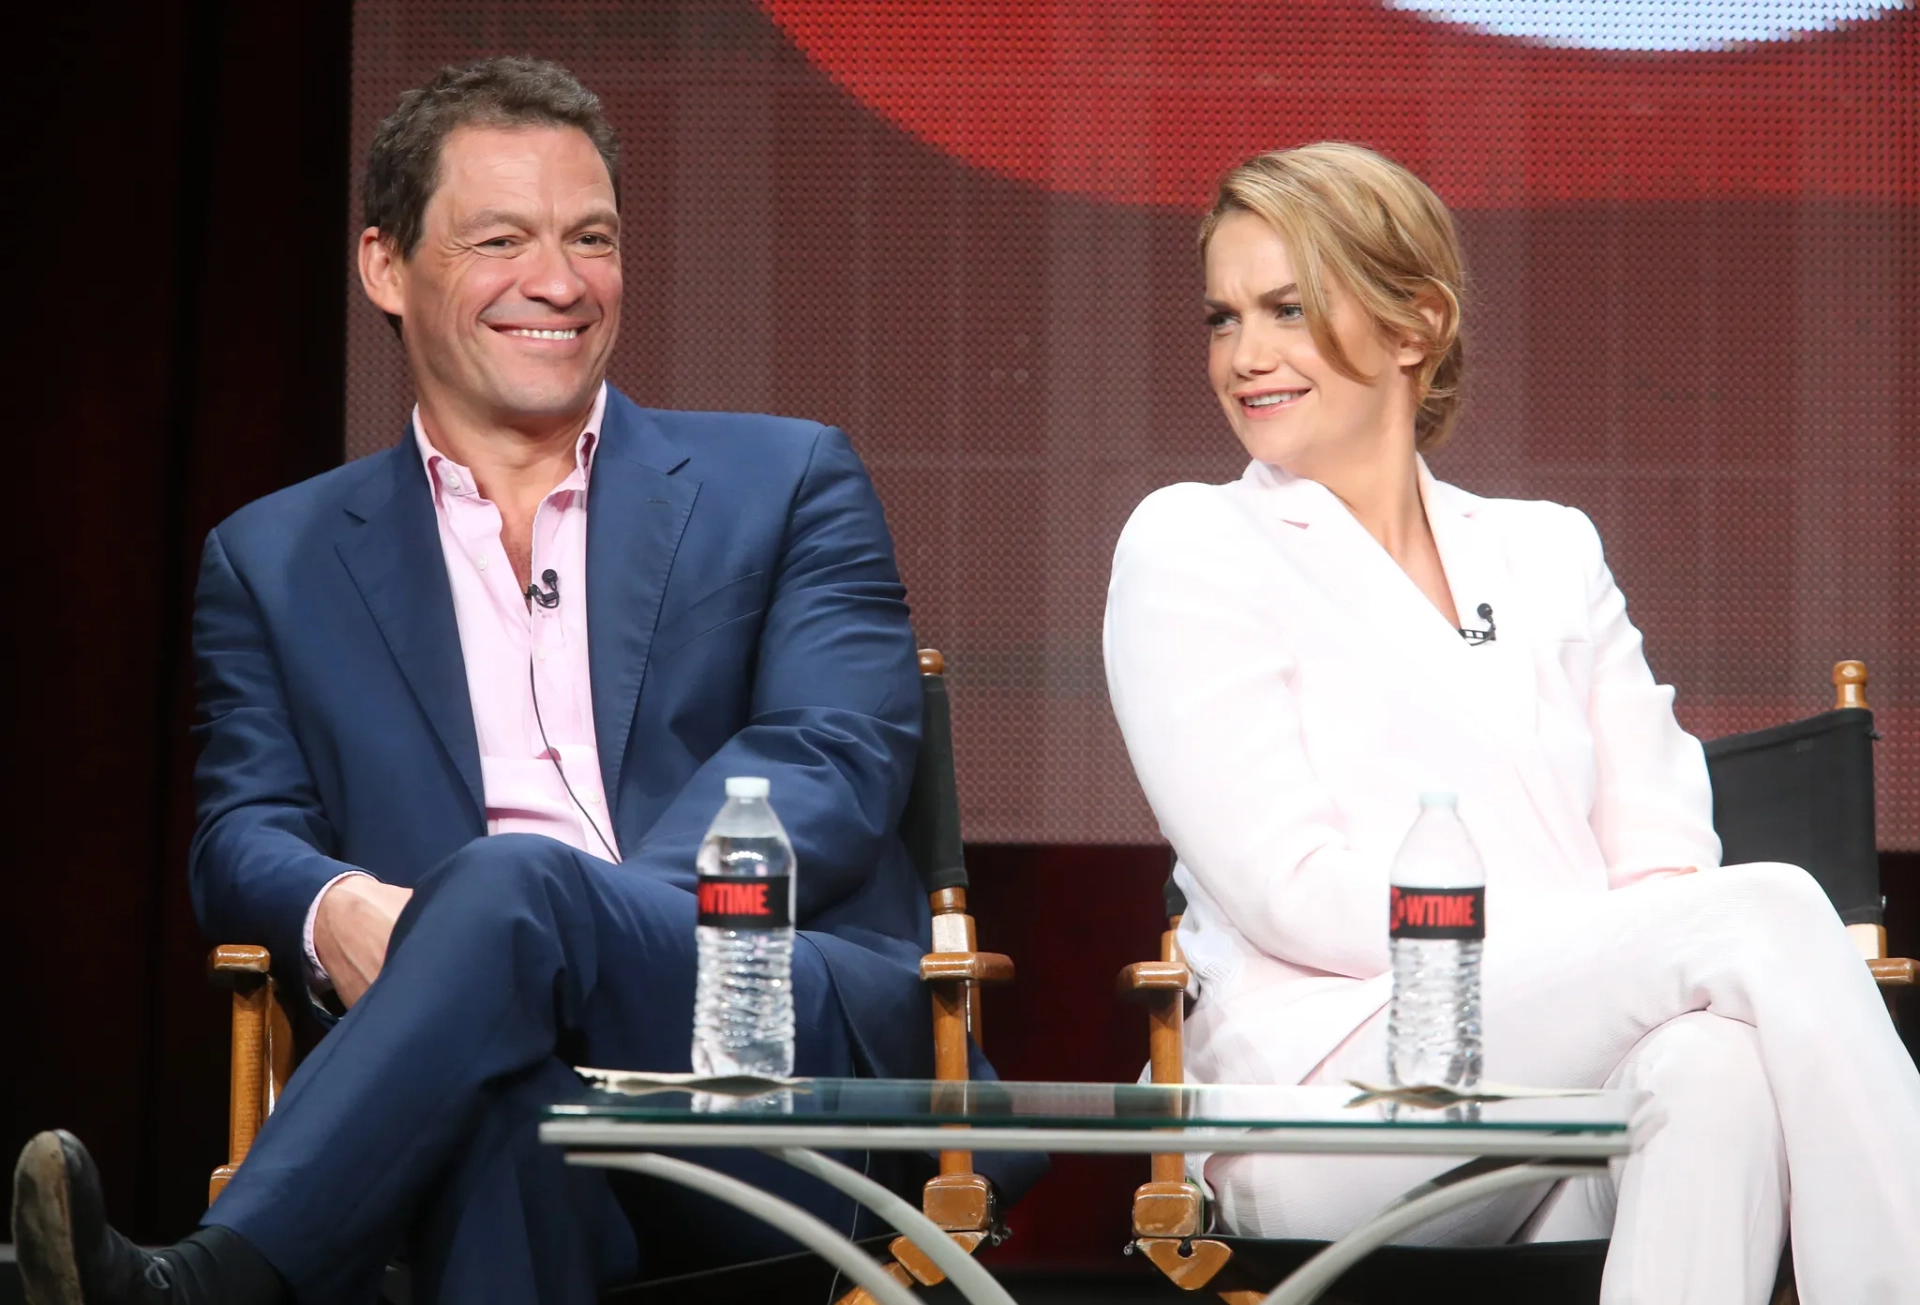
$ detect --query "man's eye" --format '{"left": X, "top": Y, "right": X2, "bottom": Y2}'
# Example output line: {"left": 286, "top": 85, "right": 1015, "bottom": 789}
{"left": 1205, "top": 312, "right": 1233, "bottom": 330}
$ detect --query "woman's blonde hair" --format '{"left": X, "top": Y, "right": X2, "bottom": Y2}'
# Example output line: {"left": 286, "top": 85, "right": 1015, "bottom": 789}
{"left": 1200, "top": 143, "right": 1467, "bottom": 450}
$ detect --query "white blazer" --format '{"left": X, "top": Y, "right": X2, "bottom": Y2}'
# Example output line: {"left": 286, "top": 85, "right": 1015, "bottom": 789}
{"left": 1103, "top": 457, "right": 1721, "bottom": 1087}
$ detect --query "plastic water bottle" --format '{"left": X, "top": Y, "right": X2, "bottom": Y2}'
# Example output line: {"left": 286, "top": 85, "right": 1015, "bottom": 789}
{"left": 691, "top": 776, "right": 796, "bottom": 1078}
{"left": 1387, "top": 792, "right": 1485, "bottom": 1089}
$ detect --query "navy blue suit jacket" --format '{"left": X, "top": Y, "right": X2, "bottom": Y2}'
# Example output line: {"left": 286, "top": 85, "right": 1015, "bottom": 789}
{"left": 189, "top": 388, "right": 935, "bottom": 1079}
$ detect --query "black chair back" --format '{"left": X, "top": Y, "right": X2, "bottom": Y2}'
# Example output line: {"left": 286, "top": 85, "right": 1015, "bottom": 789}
{"left": 1705, "top": 707, "right": 1880, "bottom": 925}
{"left": 901, "top": 651, "right": 968, "bottom": 896}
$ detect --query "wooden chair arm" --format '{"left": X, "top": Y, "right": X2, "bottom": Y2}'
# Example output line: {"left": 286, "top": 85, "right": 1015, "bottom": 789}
{"left": 919, "top": 883, "right": 1013, "bottom": 1200}
{"left": 1122, "top": 932, "right": 1200, "bottom": 1242}
{"left": 208, "top": 943, "right": 272, "bottom": 983}
{"left": 206, "top": 944, "right": 289, "bottom": 1206}
{"left": 1117, "top": 960, "right": 1191, "bottom": 999}
{"left": 920, "top": 952, "right": 1015, "bottom": 985}
{"left": 1870, "top": 957, "right": 1917, "bottom": 987}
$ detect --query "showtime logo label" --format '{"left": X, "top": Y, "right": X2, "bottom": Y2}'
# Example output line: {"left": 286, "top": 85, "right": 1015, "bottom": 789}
{"left": 700, "top": 880, "right": 774, "bottom": 917}
{"left": 1390, "top": 886, "right": 1486, "bottom": 941}
{"left": 697, "top": 875, "right": 793, "bottom": 930}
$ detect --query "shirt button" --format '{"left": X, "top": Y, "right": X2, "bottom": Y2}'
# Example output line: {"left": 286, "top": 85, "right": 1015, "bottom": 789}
{"left": 475, "top": 555, "right": 488, "bottom": 571}
{"left": 440, "top": 468, "right": 462, "bottom": 491}
{"left": 585, "top": 792, "right": 603, "bottom": 805}
{"left": 534, "top": 648, "right": 548, "bottom": 662}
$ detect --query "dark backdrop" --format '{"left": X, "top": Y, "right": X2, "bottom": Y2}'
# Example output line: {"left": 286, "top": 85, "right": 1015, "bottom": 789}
{"left": 7, "top": 0, "right": 1918, "bottom": 1269}
{"left": 9, "top": 0, "right": 355, "bottom": 1248}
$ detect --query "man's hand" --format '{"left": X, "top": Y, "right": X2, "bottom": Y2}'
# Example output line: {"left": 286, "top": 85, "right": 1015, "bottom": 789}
{"left": 313, "top": 876, "right": 414, "bottom": 1008}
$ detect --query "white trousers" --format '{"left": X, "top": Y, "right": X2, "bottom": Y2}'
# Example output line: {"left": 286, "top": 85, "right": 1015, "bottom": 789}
{"left": 1207, "top": 864, "right": 1920, "bottom": 1305}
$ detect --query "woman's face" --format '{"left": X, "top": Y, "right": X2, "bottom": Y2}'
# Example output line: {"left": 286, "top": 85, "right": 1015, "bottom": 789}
{"left": 1203, "top": 210, "right": 1423, "bottom": 475}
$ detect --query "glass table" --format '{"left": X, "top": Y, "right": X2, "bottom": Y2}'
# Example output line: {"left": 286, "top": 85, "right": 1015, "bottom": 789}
{"left": 542, "top": 1076, "right": 1647, "bottom": 1305}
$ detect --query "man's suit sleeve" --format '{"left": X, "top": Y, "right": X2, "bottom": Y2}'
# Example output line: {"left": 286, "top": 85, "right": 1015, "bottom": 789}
{"left": 1105, "top": 486, "right": 1389, "bottom": 980}
{"left": 622, "top": 426, "right": 921, "bottom": 920}
{"left": 190, "top": 527, "right": 362, "bottom": 970}
{"left": 1569, "top": 508, "right": 1723, "bottom": 885}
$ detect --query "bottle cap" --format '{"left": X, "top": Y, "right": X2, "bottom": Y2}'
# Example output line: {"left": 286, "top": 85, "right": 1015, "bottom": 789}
{"left": 725, "top": 776, "right": 771, "bottom": 799}
{"left": 1418, "top": 791, "right": 1458, "bottom": 809}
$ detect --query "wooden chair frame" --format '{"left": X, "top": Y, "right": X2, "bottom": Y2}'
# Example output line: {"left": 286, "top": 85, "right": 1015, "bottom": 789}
{"left": 207, "top": 649, "right": 1016, "bottom": 1303}
{"left": 1118, "top": 660, "right": 1917, "bottom": 1303}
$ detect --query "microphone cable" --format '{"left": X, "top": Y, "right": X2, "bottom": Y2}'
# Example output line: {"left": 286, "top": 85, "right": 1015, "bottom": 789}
{"left": 528, "top": 650, "right": 619, "bottom": 862}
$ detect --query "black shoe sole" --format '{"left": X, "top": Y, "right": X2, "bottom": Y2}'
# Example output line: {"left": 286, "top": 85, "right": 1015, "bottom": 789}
{"left": 12, "top": 1131, "right": 83, "bottom": 1305}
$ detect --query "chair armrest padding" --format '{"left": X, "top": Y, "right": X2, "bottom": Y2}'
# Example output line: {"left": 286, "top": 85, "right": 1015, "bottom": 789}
{"left": 920, "top": 952, "right": 1015, "bottom": 985}
{"left": 1118, "top": 960, "right": 1192, "bottom": 1000}
{"left": 208, "top": 944, "right": 272, "bottom": 985}
{"left": 1869, "top": 957, "right": 1917, "bottom": 987}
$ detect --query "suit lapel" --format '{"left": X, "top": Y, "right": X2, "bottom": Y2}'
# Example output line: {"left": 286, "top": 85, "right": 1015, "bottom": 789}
{"left": 1255, "top": 460, "right": 1530, "bottom": 740}
{"left": 1422, "top": 465, "right": 1596, "bottom": 875}
{"left": 1252, "top": 459, "right": 1593, "bottom": 872}
{"left": 586, "top": 396, "right": 700, "bottom": 814}
{"left": 1258, "top": 463, "right": 1468, "bottom": 667}
{"left": 1420, "top": 464, "right": 1535, "bottom": 752}
{"left": 335, "top": 441, "right": 484, "bottom": 824}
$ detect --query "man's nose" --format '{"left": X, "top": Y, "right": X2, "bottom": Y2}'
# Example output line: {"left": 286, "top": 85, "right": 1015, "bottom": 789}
{"left": 520, "top": 237, "right": 588, "bottom": 307}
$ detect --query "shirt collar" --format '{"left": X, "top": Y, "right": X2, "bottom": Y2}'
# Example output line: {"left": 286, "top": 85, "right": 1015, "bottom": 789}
{"left": 412, "top": 381, "right": 608, "bottom": 503}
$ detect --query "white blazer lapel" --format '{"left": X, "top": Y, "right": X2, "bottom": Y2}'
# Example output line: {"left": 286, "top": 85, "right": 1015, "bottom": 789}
{"left": 1251, "top": 462, "right": 1468, "bottom": 665}
{"left": 1419, "top": 461, "right": 1533, "bottom": 750}
{"left": 1241, "top": 459, "right": 1595, "bottom": 888}
{"left": 1245, "top": 460, "right": 1510, "bottom": 707}
{"left": 1423, "top": 462, "right": 1597, "bottom": 881}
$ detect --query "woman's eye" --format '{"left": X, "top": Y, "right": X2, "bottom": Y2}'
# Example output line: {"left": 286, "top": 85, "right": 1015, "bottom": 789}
{"left": 1277, "top": 302, "right": 1304, "bottom": 321}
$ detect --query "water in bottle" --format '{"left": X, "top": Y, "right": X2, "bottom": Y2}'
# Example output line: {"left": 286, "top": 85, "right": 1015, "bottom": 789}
{"left": 691, "top": 776, "right": 796, "bottom": 1078}
{"left": 1387, "top": 791, "right": 1485, "bottom": 1089}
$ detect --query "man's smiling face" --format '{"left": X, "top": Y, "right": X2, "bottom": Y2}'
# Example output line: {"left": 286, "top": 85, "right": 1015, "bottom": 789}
{"left": 372, "top": 122, "right": 622, "bottom": 430}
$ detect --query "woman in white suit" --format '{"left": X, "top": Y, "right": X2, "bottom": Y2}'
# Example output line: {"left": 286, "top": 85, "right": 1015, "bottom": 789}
{"left": 1102, "top": 143, "right": 1920, "bottom": 1304}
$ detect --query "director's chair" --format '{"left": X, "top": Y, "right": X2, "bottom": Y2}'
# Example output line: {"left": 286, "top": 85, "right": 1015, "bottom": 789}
{"left": 1119, "top": 660, "right": 1914, "bottom": 1305}
{"left": 207, "top": 649, "right": 1020, "bottom": 1302}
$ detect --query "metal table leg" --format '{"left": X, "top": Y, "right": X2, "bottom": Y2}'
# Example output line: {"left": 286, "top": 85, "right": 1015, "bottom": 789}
{"left": 1262, "top": 1156, "right": 1610, "bottom": 1305}
{"left": 772, "top": 1147, "right": 1018, "bottom": 1305}
{"left": 566, "top": 1151, "right": 923, "bottom": 1305}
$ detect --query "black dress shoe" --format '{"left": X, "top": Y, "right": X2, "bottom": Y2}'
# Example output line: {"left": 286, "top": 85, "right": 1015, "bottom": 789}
{"left": 12, "top": 1130, "right": 175, "bottom": 1304}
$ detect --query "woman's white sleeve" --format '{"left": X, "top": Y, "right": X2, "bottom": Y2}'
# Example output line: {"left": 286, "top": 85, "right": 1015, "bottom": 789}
{"left": 1103, "top": 488, "right": 1389, "bottom": 979}
{"left": 1571, "top": 507, "right": 1723, "bottom": 885}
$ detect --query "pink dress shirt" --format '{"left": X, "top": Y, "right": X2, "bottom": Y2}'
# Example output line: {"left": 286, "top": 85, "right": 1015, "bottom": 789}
{"left": 304, "top": 385, "right": 619, "bottom": 984}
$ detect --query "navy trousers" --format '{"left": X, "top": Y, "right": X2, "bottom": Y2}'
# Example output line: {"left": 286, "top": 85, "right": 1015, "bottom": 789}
{"left": 204, "top": 835, "right": 889, "bottom": 1304}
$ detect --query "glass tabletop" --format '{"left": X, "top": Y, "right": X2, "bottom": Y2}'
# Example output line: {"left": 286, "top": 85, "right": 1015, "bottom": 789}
{"left": 547, "top": 1073, "right": 1639, "bottom": 1135}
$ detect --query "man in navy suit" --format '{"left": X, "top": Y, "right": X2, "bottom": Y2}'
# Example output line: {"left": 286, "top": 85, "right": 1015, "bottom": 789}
{"left": 12, "top": 57, "right": 963, "bottom": 1305}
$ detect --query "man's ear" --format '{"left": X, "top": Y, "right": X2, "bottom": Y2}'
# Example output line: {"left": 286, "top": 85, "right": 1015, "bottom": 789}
{"left": 358, "top": 227, "right": 407, "bottom": 320}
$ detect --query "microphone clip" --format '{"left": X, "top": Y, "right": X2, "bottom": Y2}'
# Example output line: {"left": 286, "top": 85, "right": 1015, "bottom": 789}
{"left": 1457, "top": 603, "right": 1496, "bottom": 646}
{"left": 526, "top": 569, "right": 561, "bottom": 610}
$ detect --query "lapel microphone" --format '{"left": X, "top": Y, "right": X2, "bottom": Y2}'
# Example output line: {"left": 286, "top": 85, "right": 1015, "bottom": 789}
{"left": 1458, "top": 603, "right": 1496, "bottom": 646}
{"left": 525, "top": 569, "right": 561, "bottom": 609}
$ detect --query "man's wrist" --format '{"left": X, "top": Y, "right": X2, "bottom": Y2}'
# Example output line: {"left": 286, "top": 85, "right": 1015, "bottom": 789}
{"left": 303, "top": 869, "right": 375, "bottom": 985}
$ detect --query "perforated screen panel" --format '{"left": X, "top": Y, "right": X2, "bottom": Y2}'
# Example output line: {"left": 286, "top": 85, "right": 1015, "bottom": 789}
{"left": 348, "top": 1, "right": 1920, "bottom": 846}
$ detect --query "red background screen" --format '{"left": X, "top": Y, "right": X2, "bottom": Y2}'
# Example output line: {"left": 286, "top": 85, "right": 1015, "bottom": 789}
{"left": 347, "top": 1, "right": 1920, "bottom": 846}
